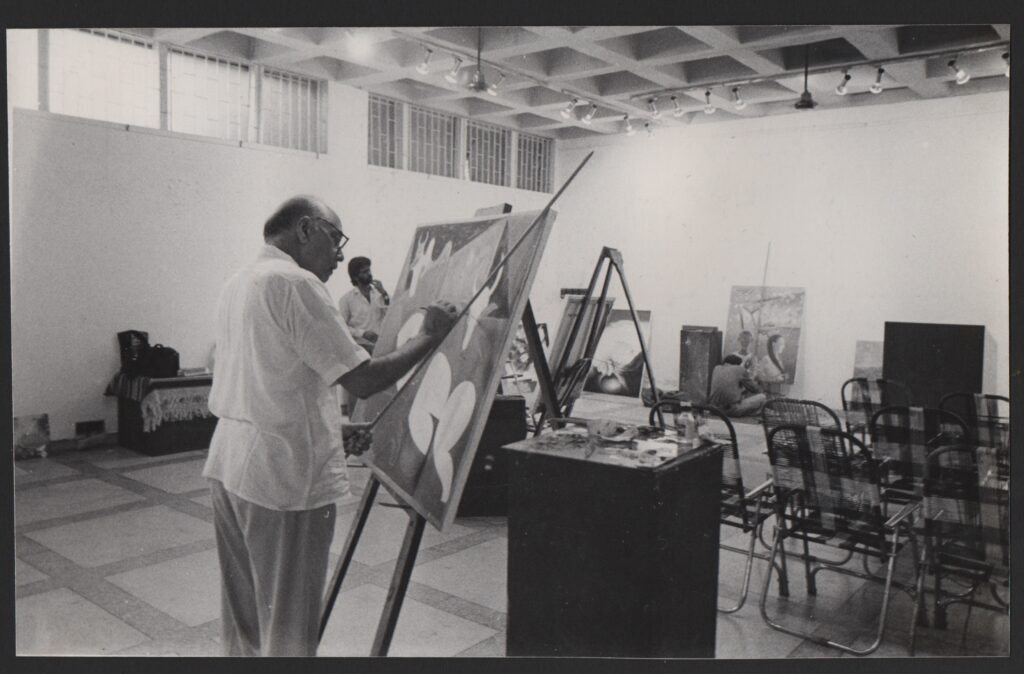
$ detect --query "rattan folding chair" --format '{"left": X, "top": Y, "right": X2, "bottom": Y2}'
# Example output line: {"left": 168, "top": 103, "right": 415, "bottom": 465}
{"left": 760, "top": 424, "right": 923, "bottom": 656}
{"left": 762, "top": 397, "right": 842, "bottom": 441}
{"left": 909, "top": 444, "right": 1009, "bottom": 654}
{"left": 841, "top": 378, "right": 911, "bottom": 443}
{"left": 868, "top": 406, "right": 969, "bottom": 508}
{"left": 649, "top": 400, "right": 785, "bottom": 612}
{"left": 760, "top": 398, "right": 848, "bottom": 560}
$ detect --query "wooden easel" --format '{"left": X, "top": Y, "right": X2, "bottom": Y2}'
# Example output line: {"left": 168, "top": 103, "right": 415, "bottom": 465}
{"left": 536, "top": 246, "right": 663, "bottom": 431}
{"left": 318, "top": 157, "right": 591, "bottom": 655}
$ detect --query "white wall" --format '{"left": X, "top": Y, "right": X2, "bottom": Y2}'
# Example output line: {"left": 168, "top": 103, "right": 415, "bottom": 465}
{"left": 9, "top": 80, "right": 550, "bottom": 439}
{"left": 545, "top": 92, "right": 1009, "bottom": 406}
{"left": 8, "top": 30, "right": 1009, "bottom": 437}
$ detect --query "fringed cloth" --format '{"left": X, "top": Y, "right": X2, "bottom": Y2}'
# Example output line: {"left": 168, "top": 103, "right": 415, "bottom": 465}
{"left": 106, "top": 372, "right": 215, "bottom": 432}
{"left": 140, "top": 386, "right": 214, "bottom": 432}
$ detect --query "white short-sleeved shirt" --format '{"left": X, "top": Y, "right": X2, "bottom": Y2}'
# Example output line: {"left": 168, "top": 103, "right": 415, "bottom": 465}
{"left": 202, "top": 245, "right": 370, "bottom": 510}
{"left": 338, "top": 285, "right": 388, "bottom": 347}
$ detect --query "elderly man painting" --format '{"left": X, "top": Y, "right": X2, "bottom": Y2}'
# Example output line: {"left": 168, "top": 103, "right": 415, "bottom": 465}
{"left": 202, "top": 195, "right": 458, "bottom": 656}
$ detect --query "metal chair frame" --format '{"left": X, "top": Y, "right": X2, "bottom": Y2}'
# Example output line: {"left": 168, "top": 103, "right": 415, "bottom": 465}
{"left": 759, "top": 398, "right": 851, "bottom": 564}
{"left": 937, "top": 392, "right": 1010, "bottom": 448}
{"left": 760, "top": 424, "right": 923, "bottom": 656}
{"left": 868, "top": 406, "right": 969, "bottom": 509}
{"left": 841, "top": 377, "right": 911, "bottom": 443}
{"left": 649, "top": 400, "right": 786, "bottom": 613}
{"left": 909, "top": 444, "right": 1009, "bottom": 655}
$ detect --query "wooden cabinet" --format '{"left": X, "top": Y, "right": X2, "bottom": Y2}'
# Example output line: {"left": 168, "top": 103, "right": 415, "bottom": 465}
{"left": 505, "top": 437, "right": 722, "bottom": 657}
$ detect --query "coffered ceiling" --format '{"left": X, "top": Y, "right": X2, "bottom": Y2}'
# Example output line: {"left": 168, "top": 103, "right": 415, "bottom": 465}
{"left": 121, "top": 25, "right": 1011, "bottom": 139}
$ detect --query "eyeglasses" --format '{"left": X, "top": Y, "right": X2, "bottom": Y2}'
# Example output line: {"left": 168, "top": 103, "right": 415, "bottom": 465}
{"left": 311, "top": 216, "right": 349, "bottom": 254}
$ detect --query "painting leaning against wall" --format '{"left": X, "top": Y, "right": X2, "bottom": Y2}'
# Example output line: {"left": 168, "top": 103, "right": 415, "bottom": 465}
{"left": 352, "top": 209, "right": 556, "bottom": 531}
{"left": 723, "top": 286, "right": 806, "bottom": 387}
{"left": 14, "top": 414, "right": 50, "bottom": 459}
{"left": 853, "top": 340, "right": 884, "bottom": 379}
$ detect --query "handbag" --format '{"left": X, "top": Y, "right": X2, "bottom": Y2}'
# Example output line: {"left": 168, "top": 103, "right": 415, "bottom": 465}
{"left": 142, "top": 344, "right": 181, "bottom": 378}
{"left": 117, "top": 330, "right": 150, "bottom": 375}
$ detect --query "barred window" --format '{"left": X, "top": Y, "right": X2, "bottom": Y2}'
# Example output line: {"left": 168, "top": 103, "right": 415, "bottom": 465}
{"left": 47, "top": 29, "right": 159, "bottom": 128}
{"left": 409, "top": 104, "right": 459, "bottom": 178}
{"left": 517, "top": 132, "right": 553, "bottom": 193}
{"left": 466, "top": 120, "right": 511, "bottom": 187}
{"left": 168, "top": 48, "right": 253, "bottom": 142}
{"left": 261, "top": 69, "right": 326, "bottom": 153}
{"left": 365, "top": 94, "right": 555, "bottom": 189}
{"left": 368, "top": 94, "right": 403, "bottom": 168}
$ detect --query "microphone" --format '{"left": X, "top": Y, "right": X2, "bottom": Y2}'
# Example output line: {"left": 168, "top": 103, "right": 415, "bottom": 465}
{"left": 372, "top": 279, "right": 390, "bottom": 305}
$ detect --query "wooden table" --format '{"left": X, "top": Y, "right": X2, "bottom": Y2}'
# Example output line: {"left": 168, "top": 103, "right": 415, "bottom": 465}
{"left": 505, "top": 426, "right": 723, "bottom": 657}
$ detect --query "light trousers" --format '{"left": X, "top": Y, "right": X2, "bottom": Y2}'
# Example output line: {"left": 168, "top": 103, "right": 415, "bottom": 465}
{"left": 209, "top": 479, "right": 336, "bottom": 656}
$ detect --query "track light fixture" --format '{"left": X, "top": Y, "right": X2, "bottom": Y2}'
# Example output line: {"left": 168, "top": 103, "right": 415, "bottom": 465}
{"left": 703, "top": 90, "right": 716, "bottom": 115}
{"left": 623, "top": 114, "right": 635, "bottom": 136}
{"left": 444, "top": 56, "right": 463, "bottom": 84}
{"left": 731, "top": 86, "right": 746, "bottom": 110}
{"left": 948, "top": 57, "right": 970, "bottom": 85}
{"left": 559, "top": 97, "right": 580, "bottom": 119}
{"left": 869, "top": 67, "right": 885, "bottom": 94}
{"left": 415, "top": 48, "right": 433, "bottom": 75}
{"left": 581, "top": 104, "right": 597, "bottom": 125}
{"left": 834, "top": 70, "right": 851, "bottom": 95}
{"left": 670, "top": 95, "right": 685, "bottom": 117}
{"left": 622, "top": 41, "right": 1007, "bottom": 120}
{"left": 644, "top": 121, "right": 654, "bottom": 138}
{"left": 487, "top": 72, "right": 504, "bottom": 96}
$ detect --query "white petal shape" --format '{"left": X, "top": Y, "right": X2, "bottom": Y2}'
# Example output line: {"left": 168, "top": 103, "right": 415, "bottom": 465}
{"left": 407, "top": 354, "right": 451, "bottom": 453}
{"left": 393, "top": 311, "right": 425, "bottom": 390}
{"left": 408, "top": 402, "right": 434, "bottom": 455}
{"left": 421, "top": 354, "right": 451, "bottom": 418}
{"left": 432, "top": 380, "right": 476, "bottom": 502}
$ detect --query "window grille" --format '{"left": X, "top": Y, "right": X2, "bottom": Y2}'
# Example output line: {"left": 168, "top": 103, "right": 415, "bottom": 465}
{"left": 368, "top": 94, "right": 403, "bottom": 168}
{"left": 409, "top": 104, "right": 459, "bottom": 178}
{"left": 168, "top": 48, "right": 253, "bottom": 142}
{"left": 47, "top": 29, "right": 160, "bottom": 128}
{"left": 517, "top": 132, "right": 553, "bottom": 193}
{"left": 261, "top": 69, "right": 326, "bottom": 152}
{"left": 466, "top": 120, "right": 511, "bottom": 187}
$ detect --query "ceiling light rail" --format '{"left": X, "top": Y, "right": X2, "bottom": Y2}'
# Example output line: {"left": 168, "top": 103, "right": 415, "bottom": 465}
{"left": 626, "top": 40, "right": 1009, "bottom": 105}
{"left": 391, "top": 28, "right": 642, "bottom": 127}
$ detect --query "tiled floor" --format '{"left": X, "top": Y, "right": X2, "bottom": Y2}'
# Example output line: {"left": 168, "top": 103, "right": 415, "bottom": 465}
{"left": 13, "top": 398, "right": 1010, "bottom": 658}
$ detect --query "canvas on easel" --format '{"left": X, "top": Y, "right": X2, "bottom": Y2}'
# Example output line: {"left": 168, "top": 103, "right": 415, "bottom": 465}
{"left": 352, "top": 209, "right": 556, "bottom": 530}
{"left": 582, "top": 308, "right": 653, "bottom": 399}
{"left": 500, "top": 321, "right": 549, "bottom": 408}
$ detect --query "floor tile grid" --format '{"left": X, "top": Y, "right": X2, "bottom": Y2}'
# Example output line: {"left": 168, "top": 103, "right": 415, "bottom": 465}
{"left": 16, "top": 450, "right": 511, "bottom": 656}
{"left": 15, "top": 446, "right": 1010, "bottom": 658}
{"left": 15, "top": 454, "right": 228, "bottom": 651}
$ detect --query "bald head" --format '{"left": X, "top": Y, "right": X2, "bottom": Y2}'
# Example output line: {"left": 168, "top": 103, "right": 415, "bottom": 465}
{"left": 263, "top": 195, "right": 345, "bottom": 283}
{"left": 264, "top": 195, "right": 335, "bottom": 241}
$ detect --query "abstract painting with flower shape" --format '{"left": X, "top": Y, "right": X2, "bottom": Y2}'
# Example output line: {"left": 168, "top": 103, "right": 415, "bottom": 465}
{"left": 352, "top": 209, "right": 556, "bottom": 530}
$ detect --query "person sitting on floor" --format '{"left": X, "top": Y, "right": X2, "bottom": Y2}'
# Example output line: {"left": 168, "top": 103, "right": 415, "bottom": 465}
{"left": 707, "top": 354, "right": 767, "bottom": 418}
